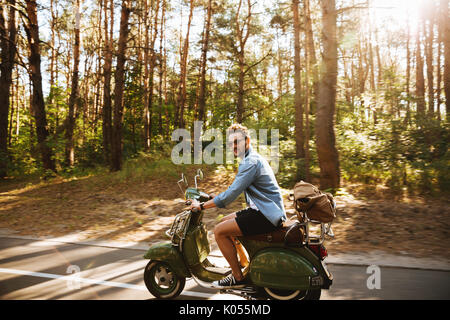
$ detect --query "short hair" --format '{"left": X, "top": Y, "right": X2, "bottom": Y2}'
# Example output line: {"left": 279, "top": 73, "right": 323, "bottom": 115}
{"left": 226, "top": 123, "right": 250, "bottom": 140}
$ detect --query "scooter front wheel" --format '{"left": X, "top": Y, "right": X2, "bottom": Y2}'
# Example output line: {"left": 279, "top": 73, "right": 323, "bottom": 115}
{"left": 144, "top": 260, "right": 186, "bottom": 299}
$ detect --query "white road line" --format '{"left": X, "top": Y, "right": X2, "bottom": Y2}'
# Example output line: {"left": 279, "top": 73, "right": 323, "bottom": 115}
{"left": 0, "top": 267, "right": 215, "bottom": 299}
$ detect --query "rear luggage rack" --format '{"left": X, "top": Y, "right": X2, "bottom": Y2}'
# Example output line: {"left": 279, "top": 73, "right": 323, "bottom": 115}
{"left": 305, "top": 218, "right": 334, "bottom": 245}
{"left": 288, "top": 215, "right": 334, "bottom": 246}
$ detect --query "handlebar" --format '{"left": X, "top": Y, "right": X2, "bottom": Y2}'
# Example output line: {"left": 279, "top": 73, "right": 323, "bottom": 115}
{"left": 185, "top": 200, "right": 199, "bottom": 212}
{"left": 185, "top": 192, "right": 215, "bottom": 212}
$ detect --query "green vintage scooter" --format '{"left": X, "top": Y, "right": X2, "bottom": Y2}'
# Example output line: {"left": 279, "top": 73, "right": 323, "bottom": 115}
{"left": 143, "top": 169, "right": 333, "bottom": 300}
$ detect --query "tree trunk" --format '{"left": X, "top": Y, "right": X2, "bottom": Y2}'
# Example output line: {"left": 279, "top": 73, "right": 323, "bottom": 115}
{"left": 236, "top": 53, "right": 245, "bottom": 123}
{"left": 65, "top": 0, "right": 81, "bottom": 167}
{"left": 0, "top": 0, "right": 17, "bottom": 177}
{"left": 142, "top": 0, "right": 150, "bottom": 150}
{"left": 8, "top": 71, "right": 16, "bottom": 148}
{"left": 276, "top": 33, "right": 283, "bottom": 98}
{"left": 48, "top": 0, "right": 57, "bottom": 133}
{"left": 425, "top": 12, "right": 435, "bottom": 116}
{"left": 94, "top": 0, "right": 103, "bottom": 130}
{"left": 195, "top": 0, "right": 213, "bottom": 123}
{"left": 304, "top": 0, "right": 318, "bottom": 113}
{"left": 175, "top": 0, "right": 194, "bottom": 128}
{"left": 316, "top": 0, "right": 340, "bottom": 189}
{"left": 374, "top": 28, "right": 382, "bottom": 106}
{"left": 405, "top": 10, "right": 411, "bottom": 124}
{"left": 147, "top": 0, "right": 160, "bottom": 149}
{"left": 303, "top": 1, "right": 311, "bottom": 182}
{"left": 14, "top": 76, "right": 20, "bottom": 140}
{"left": 24, "top": 0, "right": 56, "bottom": 173}
{"left": 416, "top": 24, "right": 426, "bottom": 115}
{"left": 102, "top": 0, "right": 114, "bottom": 165}
{"left": 110, "top": 0, "right": 131, "bottom": 171}
{"left": 163, "top": 17, "right": 170, "bottom": 137}
{"left": 367, "top": 2, "right": 378, "bottom": 123}
{"left": 158, "top": 0, "right": 166, "bottom": 134}
{"left": 235, "top": 0, "right": 251, "bottom": 124}
{"left": 436, "top": 0, "right": 444, "bottom": 121}
{"left": 143, "top": 0, "right": 160, "bottom": 150}
{"left": 442, "top": 0, "right": 450, "bottom": 121}
{"left": 292, "top": 0, "right": 304, "bottom": 158}
{"left": 54, "top": 26, "right": 61, "bottom": 130}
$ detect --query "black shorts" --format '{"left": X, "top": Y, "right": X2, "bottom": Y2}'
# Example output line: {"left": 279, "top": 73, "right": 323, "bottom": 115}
{"left": 235, "top": 207, "right": 278, "bottom": 236}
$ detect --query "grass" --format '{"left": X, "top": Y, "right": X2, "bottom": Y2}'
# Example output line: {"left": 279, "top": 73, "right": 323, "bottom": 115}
{"left": 0, "top": 152, "right": 221, "bottom": 239}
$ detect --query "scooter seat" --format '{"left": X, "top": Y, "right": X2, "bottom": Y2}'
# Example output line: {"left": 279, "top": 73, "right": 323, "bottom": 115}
{"left": 242, "top": 221, "right": 305, "bottom": 246}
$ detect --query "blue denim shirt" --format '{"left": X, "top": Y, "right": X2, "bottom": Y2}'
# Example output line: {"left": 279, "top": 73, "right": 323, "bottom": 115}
{"left": 213, "top": 146, "right": 286, "bottom": 227}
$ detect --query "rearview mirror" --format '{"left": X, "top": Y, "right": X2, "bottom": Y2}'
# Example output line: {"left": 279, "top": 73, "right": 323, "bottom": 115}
{"left": 177, "top": 173, "right": 188, "bottom": 195}
{"left": 197, "top": 169, "right": 203, "bottom": 180}
{"left": 194, "top": 169, "right": 203, "bottom": 189}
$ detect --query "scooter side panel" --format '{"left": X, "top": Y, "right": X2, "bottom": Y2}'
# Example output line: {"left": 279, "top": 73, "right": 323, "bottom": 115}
{"left": 183, "top": 224, "right": 210, "bottom": 266}
{"left": 143, "top": 242, "right": 191, "bottom": 277}
{"left": 249, "top": 248, "right": 318, "bottom": 290}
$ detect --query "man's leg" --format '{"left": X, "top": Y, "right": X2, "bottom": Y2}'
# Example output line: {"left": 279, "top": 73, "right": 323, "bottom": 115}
{"left": 220, "top": 213, "right": 249, "bottom": 268}
{"left": 234, "top": 238, "right": 249, "bottom": 268}
{"left": 214, "top": 219, "right": 244, "bottom": 281}
{"left": 220, "top": 213, "right": 236, "bottom": 221}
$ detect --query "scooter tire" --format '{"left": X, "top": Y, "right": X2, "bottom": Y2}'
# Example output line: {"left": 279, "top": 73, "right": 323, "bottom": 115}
{"left": 261, "top": 287, "right": 321, "bottom": 300}
{"left": 144, "top": 260, "right": 186, "bottom": 299}
{"left": 304, "top": 289, "right": 321, "bottom": 300}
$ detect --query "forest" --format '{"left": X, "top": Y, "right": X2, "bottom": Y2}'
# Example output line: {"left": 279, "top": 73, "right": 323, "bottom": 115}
{"left": 0, "top": 0, "right": 449, "bottom": 195}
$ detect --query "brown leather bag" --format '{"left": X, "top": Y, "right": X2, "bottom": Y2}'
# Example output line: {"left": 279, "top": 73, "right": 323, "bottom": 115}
{"left": 244, "top": 221, "right": 305, "bottom": 246}
{"left": 293, "top": 181, "right": 336, "bottom": 223}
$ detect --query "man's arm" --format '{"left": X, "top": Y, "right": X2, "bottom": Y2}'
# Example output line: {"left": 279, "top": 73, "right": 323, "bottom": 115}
{"left": 187, "top": 160, "right": 257, "bottom": 212}
{"left": 212, "top": 160, "right": 257, "bottom": 208}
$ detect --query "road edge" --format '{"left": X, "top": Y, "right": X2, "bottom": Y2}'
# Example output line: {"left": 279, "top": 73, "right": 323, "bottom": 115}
{"left": 1, "top": 232, "right": 449, "bottom": 272}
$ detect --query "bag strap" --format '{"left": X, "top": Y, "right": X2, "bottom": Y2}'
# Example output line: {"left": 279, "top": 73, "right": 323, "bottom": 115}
{"left": 284, "top": 221, "right": 302, "bottom": 247}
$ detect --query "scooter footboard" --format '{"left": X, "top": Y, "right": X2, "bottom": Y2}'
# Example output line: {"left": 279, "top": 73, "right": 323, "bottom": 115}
{"left": 143, "top": 242, "right": 191, "bottom": 278}
{"left": 249, "top": 248, "right": 319, "bottom": 290}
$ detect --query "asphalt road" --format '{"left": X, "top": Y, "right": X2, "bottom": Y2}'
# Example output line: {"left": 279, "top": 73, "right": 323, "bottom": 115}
{"left": 0, "top": 237, "right": 449, "bottom": 300}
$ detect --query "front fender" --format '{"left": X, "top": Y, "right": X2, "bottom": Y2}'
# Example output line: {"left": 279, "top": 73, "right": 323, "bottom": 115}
{"left": 143, "top": 242, "right": 191, "bottom": 278}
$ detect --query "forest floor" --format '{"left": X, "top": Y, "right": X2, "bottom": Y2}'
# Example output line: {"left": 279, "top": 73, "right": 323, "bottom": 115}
{"left": 1, "top": 165, "right": 449, "bottom": 260}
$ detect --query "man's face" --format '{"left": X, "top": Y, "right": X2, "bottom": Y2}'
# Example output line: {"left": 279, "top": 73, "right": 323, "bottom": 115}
{"left": 228, "top": 132, "right": 248, "bottom": 158}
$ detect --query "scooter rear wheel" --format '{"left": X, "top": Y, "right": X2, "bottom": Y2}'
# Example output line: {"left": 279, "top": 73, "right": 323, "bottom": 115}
{"left": 144, "top": 260, "right": 186, "bottom": 299}
{"left": 262, "top": 287, "right": 321, "bottom": 300}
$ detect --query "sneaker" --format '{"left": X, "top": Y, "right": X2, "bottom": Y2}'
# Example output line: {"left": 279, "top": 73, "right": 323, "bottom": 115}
{"left": 212, "top": 274, "right": 246, "bottom": 288}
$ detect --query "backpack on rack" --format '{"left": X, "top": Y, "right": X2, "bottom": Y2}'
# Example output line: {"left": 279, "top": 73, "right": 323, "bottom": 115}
{"left": 292, "top": 181, "right": 336, "bottom": 223}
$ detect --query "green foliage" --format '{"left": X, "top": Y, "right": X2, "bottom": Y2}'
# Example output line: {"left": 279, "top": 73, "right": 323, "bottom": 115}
{"left": 4, "top": 0, "right": 447, "bottom": 202}
{"left": 337, "top": 111, "right": 449, "bottom": 194}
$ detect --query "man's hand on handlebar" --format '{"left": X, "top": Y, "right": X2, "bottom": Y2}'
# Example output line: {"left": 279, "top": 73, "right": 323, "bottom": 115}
{"left": 187, "top": 199, "right": 202, "bottom": 212}
{"left": 186, "top": 195, "right": 217, "bottom": 212}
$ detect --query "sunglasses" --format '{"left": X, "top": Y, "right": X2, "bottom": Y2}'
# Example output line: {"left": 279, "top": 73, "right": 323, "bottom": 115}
{"left": 227, "top": 137, "right": 247, "bottom": 148}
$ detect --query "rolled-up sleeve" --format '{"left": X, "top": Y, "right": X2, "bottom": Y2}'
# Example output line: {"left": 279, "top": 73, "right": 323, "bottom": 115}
{"left": 213, "top": 160, "right": 257, "bottom": 208}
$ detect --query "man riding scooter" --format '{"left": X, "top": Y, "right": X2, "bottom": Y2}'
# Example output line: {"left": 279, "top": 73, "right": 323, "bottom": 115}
{"left": 187, "top": 123, "right": 287, "bottom": 288}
